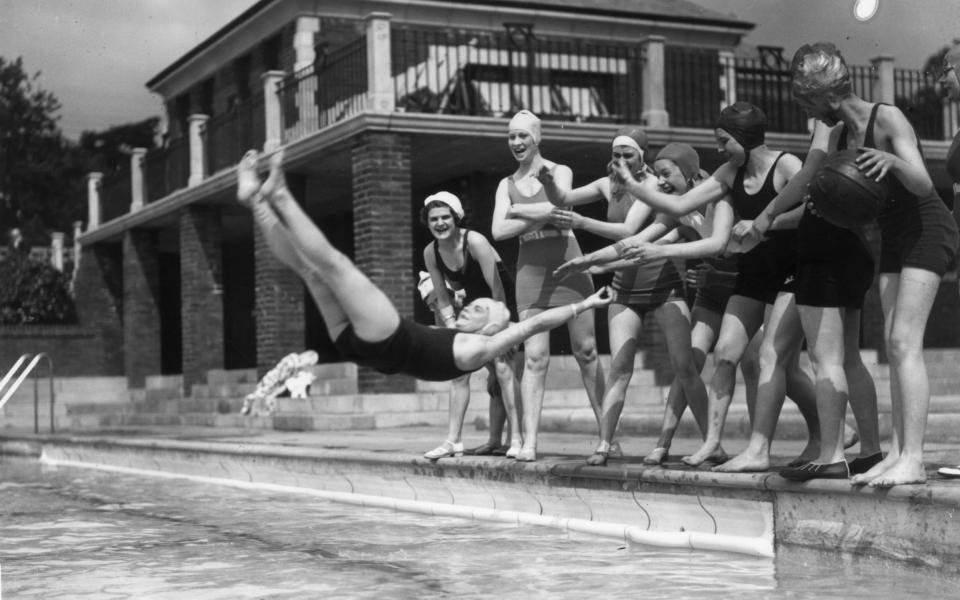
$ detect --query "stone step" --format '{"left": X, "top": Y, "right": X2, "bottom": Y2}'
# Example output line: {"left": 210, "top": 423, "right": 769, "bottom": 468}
{"left": 206, "top": 369, "right": 258, "bottom": 385}
{"left": 145, "top": 374, "right": 183, "bottom": 390}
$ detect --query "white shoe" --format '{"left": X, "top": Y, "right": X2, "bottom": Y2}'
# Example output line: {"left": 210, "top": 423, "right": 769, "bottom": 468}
{"left": 938, "top": 466, "right": 960, "bottom": 479}
{"left": 424, "top": 441, "right": 464, "bottom": 460}
{"left": 505, "top": 443, "right": 522, "bottom": 459}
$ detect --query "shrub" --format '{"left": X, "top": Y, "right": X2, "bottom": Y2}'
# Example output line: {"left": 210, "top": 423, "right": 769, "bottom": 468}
{"left": 0, "top": 253, "right": 77, "bottom": 324}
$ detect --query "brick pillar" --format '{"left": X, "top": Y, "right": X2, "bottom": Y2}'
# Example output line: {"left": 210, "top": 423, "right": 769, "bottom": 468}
{"left": 351, "top": 132, "right": 414, "bottom": 392}
{"left": 179, "top": 205, "right": 225, "bottom": 392}
{"left": 123, "top": 229, "right": 162, "bottom": 387}
{"left": 253, "top": 219, "right": 306, "bottom": 377}
{"left": 73, "top": 242, "right": 124, "bottom": 375}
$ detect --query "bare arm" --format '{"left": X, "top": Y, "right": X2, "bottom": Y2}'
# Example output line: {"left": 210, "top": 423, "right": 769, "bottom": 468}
{"left": 491, "top": 178, "right": 532, "bottom": 240}
{"left": 424, "top": 245, "right": 456, "bottom": 327}
{"left": 611, "top": 159, "right": 732, "bottom": 216}
{"left": 620, "top": 198, "right": 735, "bottom": 262}
{"left": 468, "top": 287, "right": 613, "bottom": 364}
{"left": 540, "top": 171, "right": 607, "bottom": 207}
{"left": 751, "top": 122, "right": 837, "bottom": 237}
{"left": 859, "top": 104, "right": 936, "bottom": 196}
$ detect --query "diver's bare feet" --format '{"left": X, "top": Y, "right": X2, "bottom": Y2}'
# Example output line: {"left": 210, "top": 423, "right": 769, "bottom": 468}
{"left": 682, "top": 441, "right": 721, "bottom": 467}
{"left": 868, "top": 456, "right": 926, "bottom": 488}
{"left": 260, "top": 149, "right": 288, "bottom": 202}
{"left": 237, "top": 150, "right": 261, "bottom": 206}
{"left": 850, "top": 451, "right": 899, "bottom": 485}
{"left": 712, "top": 448, "right": 769, "bottom": 472}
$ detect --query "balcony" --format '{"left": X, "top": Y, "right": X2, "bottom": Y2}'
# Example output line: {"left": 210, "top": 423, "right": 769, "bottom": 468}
{"left": 86, "top": 17, "right": 960, "bottom": 232}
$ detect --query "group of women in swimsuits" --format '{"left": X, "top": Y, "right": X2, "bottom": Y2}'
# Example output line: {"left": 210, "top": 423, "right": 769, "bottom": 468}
{"left": 420, "top": 41, "right": 960, "bottom": 488}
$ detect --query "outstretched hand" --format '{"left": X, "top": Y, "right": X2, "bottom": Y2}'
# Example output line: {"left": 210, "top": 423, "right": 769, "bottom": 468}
{"left": 553, "top": 255, "right": 588, "bottom": 279}
{"left": 547, "top": 207, "right": 580, "bottom": 229}
{"left": 584, "top": 285, "right": 614, "bottom": 309}
{"left": 535, "top": 163, "right": 555, "bottom": 186}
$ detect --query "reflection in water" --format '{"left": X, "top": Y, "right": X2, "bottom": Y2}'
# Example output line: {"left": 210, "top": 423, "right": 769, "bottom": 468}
{"left": 0, "top": 458, "right": 956, "bottom": 599}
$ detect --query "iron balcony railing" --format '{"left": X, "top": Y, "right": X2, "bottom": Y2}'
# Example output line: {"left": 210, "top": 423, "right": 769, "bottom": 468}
{"left": 100, "top": 163, "right": 132, "bottom": 223}
{"left": 391, "top": 26, "right": 642, "bottom": 124}
{"left": 202, "top": 90, "right": 266, "bottom": 175}
{"left": 143, "top": 136, "right": 190, "bottom": 204}
{"left": 278, "top": 36, "right": 368, "bottom": 144}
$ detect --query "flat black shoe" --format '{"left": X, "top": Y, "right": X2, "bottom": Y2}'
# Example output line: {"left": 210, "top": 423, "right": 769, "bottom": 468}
{"left": 848, "top": 452, "right": 884, "bottom": 475}
{"left": 465, "top": 442, "right": 499, "bottom": 456}
{"left": 491, "top": 444, "right": 510, "bottom": 456}
{"left": 780, "top": 460, "right": 849, "bottom": 482}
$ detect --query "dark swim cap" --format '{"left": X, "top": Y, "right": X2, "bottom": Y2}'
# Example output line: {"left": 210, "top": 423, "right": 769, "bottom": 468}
{"left": 716, "top": 102, "right": 767, "bottom": 150}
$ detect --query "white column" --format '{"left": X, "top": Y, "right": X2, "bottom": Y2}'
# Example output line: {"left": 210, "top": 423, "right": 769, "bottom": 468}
{"left": 86, "top": 172, "right": 103, "bottom": 231}
{"left": 130, "top": 147, "right": 147, "bottom": 212}
{"left": 262, "top": 71, "right": 286, "bottom": 153}
{"left": 641, "top": 36, "right": 669, "bottom": 128}
{"left": 870, "top": 55, "right": 895, "bottom": 105}
{"left": 187, "top": 113, "right": 209, "bottom": 187}
{"left": 718, "top": 49, "right": 737, "bottom": 110}
{"left": 72, "top": 221, "right": 82, "bottom": 262}
{"left": 365, "top": 12, "right": 394, "bottom": 113}
{"left": 50, "top": 232, "right": 64, "bottom": 272}
{"left": 294, "top": 16, "right": 320, "bottom": 71}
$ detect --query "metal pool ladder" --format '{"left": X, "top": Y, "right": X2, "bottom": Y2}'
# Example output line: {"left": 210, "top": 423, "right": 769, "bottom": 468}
{"left": 0, "top": 353, "right": 55, "bottom": 433}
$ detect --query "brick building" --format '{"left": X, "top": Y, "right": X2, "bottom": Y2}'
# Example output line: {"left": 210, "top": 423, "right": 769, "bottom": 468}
{"left": 68, "top": 0, "right": 960, "bottom": 394}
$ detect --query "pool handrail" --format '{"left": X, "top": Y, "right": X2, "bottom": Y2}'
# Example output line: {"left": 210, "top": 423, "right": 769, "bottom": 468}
{"left": 0, "top": 353, "right": 55, "bottom": 433}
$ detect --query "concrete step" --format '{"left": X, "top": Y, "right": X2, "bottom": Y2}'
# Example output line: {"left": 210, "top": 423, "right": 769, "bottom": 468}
{"left": 145, "top": 374, "right": 182, "bottom": 390}
{"left": 206, "top": 369, "right": 258, "bottom": 385}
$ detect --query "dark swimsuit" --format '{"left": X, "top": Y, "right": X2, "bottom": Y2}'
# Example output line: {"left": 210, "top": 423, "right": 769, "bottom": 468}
{"left": 730, "top": 153, "right": 798, "bottom": 304}
{"left": 434, "top": 231, "right": 518, "bottom": 320}
{"left": 864, "top": 104, "right": 958, "bottom": 275}
{"left": 334, "top": 318, "right": 471, "bottom": 382}
{"left": 794, "top": 128, "right": 875, "bottom": 309}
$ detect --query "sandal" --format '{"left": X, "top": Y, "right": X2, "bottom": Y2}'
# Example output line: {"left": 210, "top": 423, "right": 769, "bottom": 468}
{"left": 424, "top": 441, "right": 464, "bottom": 460}
{"left": 608, "top": 440, "right": 624, "bottom": 458}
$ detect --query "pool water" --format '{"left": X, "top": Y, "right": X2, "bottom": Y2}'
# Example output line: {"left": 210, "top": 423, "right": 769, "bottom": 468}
{"left": 1, "top": 457, "right": 957, "bottom": 599}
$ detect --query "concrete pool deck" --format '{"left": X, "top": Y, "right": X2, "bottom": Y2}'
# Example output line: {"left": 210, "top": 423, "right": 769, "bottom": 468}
{"left": 3, "top": 426, "right": 960, "bottom": 569}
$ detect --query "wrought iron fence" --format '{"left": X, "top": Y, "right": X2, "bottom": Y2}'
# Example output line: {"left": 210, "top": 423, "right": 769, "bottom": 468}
{"left": 203, "top": 91, "right": 265, "bottom": 174}
{"left": 894, "top": 68, "right": 959, "bottom": 142}
{"left": 143, "top": 136, "right": 190, "bottom": 203}
{"left": 278, "top": 37, "right": 367, "bottom": 144}
{"left": 100, "top": 164, "right": 132, "bottom": 223}
{"left": 392, "top": 26, "right": 642, "bottom": 124}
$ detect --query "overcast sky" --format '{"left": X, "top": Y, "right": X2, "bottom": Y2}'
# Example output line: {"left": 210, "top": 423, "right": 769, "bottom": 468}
{"left": 1, "top": 0, "right": 958, "bottom": 140}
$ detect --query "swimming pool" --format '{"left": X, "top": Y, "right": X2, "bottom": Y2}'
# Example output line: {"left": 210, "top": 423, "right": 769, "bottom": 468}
{"left": 1, "top": 457, "right": 956, "bottom": 599}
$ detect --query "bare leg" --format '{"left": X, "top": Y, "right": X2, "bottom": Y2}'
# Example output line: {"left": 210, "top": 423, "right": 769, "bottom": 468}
{"left": 587, "top": 304, "right": 641, "bottom": 465}
{"left": 517, "top": 314, "right": 549, "bottom": 462}
{"left": 444, "top": 375, "right": 471, "bottom": 445}
{"left": 260, "top": 150, "right": 400, "bottom": 343}
{"left": 852, "top": 273, "right": 904, "bottom": 484}
{"left": 715, "top": 293, "right": 806, "bottom": 472}
{"left": 843, "top": 311, "right": 881, "bottom": 458}
{"left": 869, "top": 268, "right": 940, "bottom": 488}
{"left": 683, "top": 295, "right": 765, "bottom": 466}
{"left": 798, "top": 305, "right": 849, "bottom": 467}
{"left": 567, "top": 308, "right": 605, "bottom": 431}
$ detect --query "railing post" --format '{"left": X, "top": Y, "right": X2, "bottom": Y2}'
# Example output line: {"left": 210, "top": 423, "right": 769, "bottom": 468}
{"left": 261, "top": 70, "right": 286, "bottom": 153}
{"left": 187, "top": 113, "right": 209, "bottom": 186}
{"left": 86, "top": 172, "right": 103, "bottom": 231}
{"left": 365, "top": 12, "right": 394, "bottom": 113}
{"left": 719, "top": 49, "right": 738, "bottom": 110}
{"left": 294, "top": 16, "right": 320, "bottom": 70}
{"left": 50, "top": 232, "right": 64, "bottom": 272}
{"left": 870, "top": 55, "right": 895, "bottom": 105}
{"left": 641, "top": 36, "right": 669, "bottom": 128}
{"left": 130, "top": 147, "right": 147, "bottom": 212}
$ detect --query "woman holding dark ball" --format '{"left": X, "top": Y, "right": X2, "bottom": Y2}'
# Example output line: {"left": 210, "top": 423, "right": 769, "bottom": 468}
{"left": 750, "top": 42, "right": 958, "bottom": 487}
